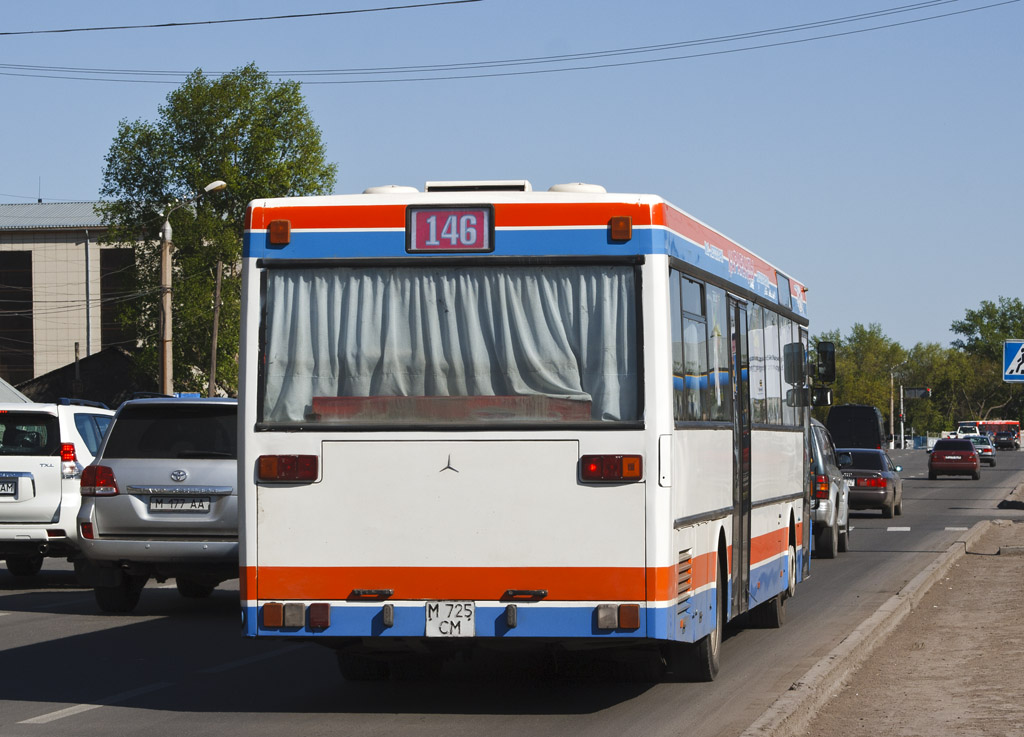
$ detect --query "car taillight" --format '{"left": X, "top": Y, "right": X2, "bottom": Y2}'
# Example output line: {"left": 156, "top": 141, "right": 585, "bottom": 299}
{"left": 580, "top": 455, "right": 643, "bottom": 482}
{"left": 60, "top": 442, "right": 80, "bottom": 478}
{"left": 854, "top": 477, "right": 886, "bottom": 488}
{"left": 814, "top": 474, "right": 830, "bottom": 499}
{"left": 257, "top": 455, "right": 318, "bottom": 482}
{"left": 80, "top": 465, "right": 119, "bottom": 496}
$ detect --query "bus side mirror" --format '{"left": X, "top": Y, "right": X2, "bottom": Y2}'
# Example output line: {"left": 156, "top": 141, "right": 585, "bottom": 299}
{"left": 811, "top": 387, "right": 833, "bottom": 407}
{"left": 816, "top": 341, "right": 836, "bottom": 383}
{"left": 783, "top": 343, "right": 804, "bottom": 385}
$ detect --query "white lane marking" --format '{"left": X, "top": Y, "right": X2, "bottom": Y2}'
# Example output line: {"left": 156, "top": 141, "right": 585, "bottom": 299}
{"left": 887, "top": 527, "right": 912, "bottom": 532}
{"left": 19, "top": 681, "right": 172, "bottom": 724}
{"left": 946, "top": 526, "right": 969, "bottom": 531}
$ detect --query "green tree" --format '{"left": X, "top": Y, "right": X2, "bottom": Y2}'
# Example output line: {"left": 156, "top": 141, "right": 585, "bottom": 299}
{"left": 97, "top": 64, "right": 337, "bottom": 395}
{"left": 949, "top": 296, "right": 1024, "bottom": 421}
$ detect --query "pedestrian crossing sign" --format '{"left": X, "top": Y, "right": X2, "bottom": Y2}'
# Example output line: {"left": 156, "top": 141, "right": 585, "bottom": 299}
{"left": 1005, "top": 340, "right": 1024, "bottom": 382}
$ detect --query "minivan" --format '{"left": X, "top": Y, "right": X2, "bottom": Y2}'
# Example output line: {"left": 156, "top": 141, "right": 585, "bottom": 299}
{"left": 825, "top": 404, "right": 889, "bottom": 450}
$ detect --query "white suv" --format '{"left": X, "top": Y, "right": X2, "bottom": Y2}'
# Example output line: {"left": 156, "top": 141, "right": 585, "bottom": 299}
{"left": 0, "top": 399, "right": 115, "bottom": 576}
{"left": 809, "top": 418, "right": 851, "bottom": 558}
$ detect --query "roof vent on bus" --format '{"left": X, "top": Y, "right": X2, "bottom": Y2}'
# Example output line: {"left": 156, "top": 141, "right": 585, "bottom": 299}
{"left": 424, "top": 180, "right": 533, "bottom": 192}
{"left": 548, "top": 183, "right": 607, "bottom": 194}
{"left": 363, "top": 185, "right": 420, "bottom": 194}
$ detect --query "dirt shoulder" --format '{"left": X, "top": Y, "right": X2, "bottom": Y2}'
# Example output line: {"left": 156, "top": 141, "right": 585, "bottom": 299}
{"left": 802, "top": 517, "right": 1024, "bottom": 737}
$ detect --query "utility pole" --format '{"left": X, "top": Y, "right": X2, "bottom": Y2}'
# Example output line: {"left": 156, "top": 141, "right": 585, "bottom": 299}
{"left": 159, "top": 219, "right": 174, "bottom": 395}
{"left": 208, "top": 260, "right": 223, "bottom": 397}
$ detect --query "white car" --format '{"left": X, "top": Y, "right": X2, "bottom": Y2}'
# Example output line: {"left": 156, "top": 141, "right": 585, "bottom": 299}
{"left": 810, "top": 419, "right": 851, "bottom": 558}
{"left": 0, "top": 399, "right": 114, "bottom": 576}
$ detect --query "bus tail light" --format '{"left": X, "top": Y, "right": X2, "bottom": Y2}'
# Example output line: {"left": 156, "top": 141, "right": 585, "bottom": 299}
{"left": 257, "top": 455, "right": 318, "bottom": 482}
{"left": 80, "top": 465, "right": 119, "bottom": 496}
{"left": 814, "top": 474, "right": 830, "bottom": 499}
{"left": 580, "top": 455, "right": 643, "bottom": 482}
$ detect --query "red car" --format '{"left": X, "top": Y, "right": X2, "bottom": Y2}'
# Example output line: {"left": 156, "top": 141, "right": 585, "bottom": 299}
{"left": 928, "top": 439, "right": 980, "bottom": 480}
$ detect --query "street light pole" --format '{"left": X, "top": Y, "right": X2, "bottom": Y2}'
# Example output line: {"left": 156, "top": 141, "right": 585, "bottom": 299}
{"left": 158, "top": 179, "right": 227, "bottom": 396}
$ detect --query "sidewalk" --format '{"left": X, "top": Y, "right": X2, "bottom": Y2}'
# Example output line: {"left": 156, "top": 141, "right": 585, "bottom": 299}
{"left": 743, "top": 489, "right": 1024, "bottom": 737}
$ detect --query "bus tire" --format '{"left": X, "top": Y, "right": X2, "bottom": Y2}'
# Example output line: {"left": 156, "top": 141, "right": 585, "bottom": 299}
{"left": 750, "top": 541, "right": 795, "bottom": 629}
{"left": 337, "top": 652, "right": 391, "bottom": 681}
{"left": 684, "top": 556, "right": 724, "bottom": 682}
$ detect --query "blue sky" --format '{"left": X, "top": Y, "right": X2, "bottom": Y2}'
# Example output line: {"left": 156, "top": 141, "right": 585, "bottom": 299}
{"left": 1, "top": 0, "right": 1020, "bottom": 348}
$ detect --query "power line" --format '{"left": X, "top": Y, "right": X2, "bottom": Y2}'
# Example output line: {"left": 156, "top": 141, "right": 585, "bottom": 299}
{"left": 0, "top": 0, "right": 1015, "bottom": 84}
{"left": 0, "top": 1, "right": 481, "bottom": 36}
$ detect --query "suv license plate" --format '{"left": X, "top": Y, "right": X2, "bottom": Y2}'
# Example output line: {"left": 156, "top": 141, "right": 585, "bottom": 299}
{"left": 149, "top": 496, "right": 211, "bottom": 512}
{"left": 0, "top": 478, "right": 15, "bottom": 495}
{"left": 425, "top": 601, "right": 475, "bottom": 637}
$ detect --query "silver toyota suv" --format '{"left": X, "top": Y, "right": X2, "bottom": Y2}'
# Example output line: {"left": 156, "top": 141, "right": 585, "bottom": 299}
{"left": 75, "top": 397, "right": 238, "bottom": 613}
{"left": 809, "top": 418, "right": 850, "bottom": 558}
{"left": 0, "top": 399, "right": 114, "bottom": 577}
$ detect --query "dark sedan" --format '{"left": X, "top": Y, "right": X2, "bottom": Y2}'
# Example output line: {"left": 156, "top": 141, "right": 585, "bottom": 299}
{"left": 994, "top": 431, "right": 1019, "bottom": 450}
{"left": 838, "top": 448, "right": 904, "bottom": 519}
{"left": 927, "top": 438, "right": 980, "bottom": 480}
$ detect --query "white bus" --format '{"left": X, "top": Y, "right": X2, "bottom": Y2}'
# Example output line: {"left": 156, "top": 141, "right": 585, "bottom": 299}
{"left": 238, "top": 180, "right": 830, "bottom": 681}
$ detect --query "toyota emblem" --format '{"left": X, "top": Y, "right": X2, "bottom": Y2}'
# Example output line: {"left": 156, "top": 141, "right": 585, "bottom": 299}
{"left": 170, "top": 469, "right": 188, "bottom": 482}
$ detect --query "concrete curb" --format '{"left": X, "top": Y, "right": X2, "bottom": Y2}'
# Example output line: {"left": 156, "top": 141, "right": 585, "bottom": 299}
{"left": 739, "top": 519, "right": 993, "bottom": 737}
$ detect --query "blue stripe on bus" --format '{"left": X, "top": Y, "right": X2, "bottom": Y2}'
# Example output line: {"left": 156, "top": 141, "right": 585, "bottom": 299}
{"left": 241, "top": 548, "right": 795, "bottom": 643}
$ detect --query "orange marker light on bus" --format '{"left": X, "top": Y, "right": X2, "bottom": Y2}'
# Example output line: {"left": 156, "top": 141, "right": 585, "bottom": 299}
{"left": 580, "top": 454, "right": 643, "bottom": 482}
{"left": 608, "top": 216, "right": 632, "bottom": 241}
{"left": 268, "top": 219, "right": 291, "bottom": 245}
{"left": 258, "top": 454, "right": 318, "bottom": 482}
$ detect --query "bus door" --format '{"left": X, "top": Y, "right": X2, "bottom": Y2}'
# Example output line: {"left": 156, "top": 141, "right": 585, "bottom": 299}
{"left": 800, "top": 327, "right": 811, "bottom": 579}
{"left": 730, "top": 298, "right": 752, "bottom": 616}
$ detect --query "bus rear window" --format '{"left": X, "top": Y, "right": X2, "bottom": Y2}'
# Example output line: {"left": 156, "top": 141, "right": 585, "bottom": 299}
{"left": 259, "top": 263, "right": 640, "bottom": 427}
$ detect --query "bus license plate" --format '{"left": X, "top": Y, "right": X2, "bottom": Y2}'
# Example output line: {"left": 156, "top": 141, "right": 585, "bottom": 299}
{"left": 149, "top": 496, "right": 211, "bottom": 512}
{"left": 0, "top": 478, "right": 16, "bottom": 495}
{"left": 425, "top": 601, "right": 475, "bottom": 637}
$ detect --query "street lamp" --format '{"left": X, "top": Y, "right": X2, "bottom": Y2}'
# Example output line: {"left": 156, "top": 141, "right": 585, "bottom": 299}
{"left": 159, "top": 179, "right": 227, "bottom": 396}
{"left": 889, "top": 361, "right": 907, "bottom": 449}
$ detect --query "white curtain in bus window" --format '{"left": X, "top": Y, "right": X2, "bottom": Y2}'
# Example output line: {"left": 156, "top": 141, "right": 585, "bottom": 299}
{"left": 748, "top": 304, "right": 766, "bottom": 424}
{"left": 763, "top": 310, "right": 783, "bottom": 424}
{"left": 704, "top": 285, "right": 731, "bottom": 421}
{"left": 261, "top": 264, "right": 639, "bottom": 424}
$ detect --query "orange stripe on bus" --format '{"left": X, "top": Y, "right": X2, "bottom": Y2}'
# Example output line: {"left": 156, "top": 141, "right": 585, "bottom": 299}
{"left": 247, "top": 202, "right": 658, "bottom": 232}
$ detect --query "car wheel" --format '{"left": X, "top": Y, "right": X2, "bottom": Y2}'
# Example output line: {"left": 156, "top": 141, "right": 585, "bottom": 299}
{"left": 882, "top": 499, "right": 895, "bottom": 519}
{"left": 5, "top": 553, "right": 44, "bottom": 577}
{"left": 817, "top": 523, "right": 838, "bottom": 559}
{"left": 94, "top": 575, "right": 147, "bottom": 614}
{"left": 176, "top": 578, "right": 216, "bottom": 599}
{"left": 895, "top": 492, "right": 903, "bottom": 516}
{"left": 928, "top": 471, "right": 937, "bottom": 480}
{"left": 972, "top": 470, "right": 981, "bottom": 480}
{"left": 838, "top": 520, "right": 850, "bottom": 553}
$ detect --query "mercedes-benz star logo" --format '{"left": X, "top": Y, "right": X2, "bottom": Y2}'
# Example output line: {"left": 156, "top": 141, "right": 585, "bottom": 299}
{"left": 170, "top": 469, "right": 188, "bottom": 482}
{"left": 439, "top": 454, "right": 459, "bottom": 474}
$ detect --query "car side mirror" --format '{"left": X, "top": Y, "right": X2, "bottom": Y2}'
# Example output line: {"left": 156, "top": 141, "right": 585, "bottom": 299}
{"left": 895, "top": 465, "right": 903, "bottom": 473}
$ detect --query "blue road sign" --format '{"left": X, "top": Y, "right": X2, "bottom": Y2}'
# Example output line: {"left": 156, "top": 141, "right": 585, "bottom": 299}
{"left": 1005, "top": 340, "right": 1024, "bottom": 383}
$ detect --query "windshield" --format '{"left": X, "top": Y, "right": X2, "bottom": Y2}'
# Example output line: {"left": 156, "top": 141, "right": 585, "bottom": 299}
{"left": 259, "top": 263, "right": 640, "bottom": 427}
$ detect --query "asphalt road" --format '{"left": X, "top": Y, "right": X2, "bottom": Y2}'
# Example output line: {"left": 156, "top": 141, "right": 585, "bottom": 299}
{"left": 2, "top": 447, "right": 1022, "bottom": 737}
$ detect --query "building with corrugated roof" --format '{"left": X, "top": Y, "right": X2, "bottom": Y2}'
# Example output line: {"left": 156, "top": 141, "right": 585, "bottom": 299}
{"left": 0, "top": 202, "right": 135, "bottom": 385}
